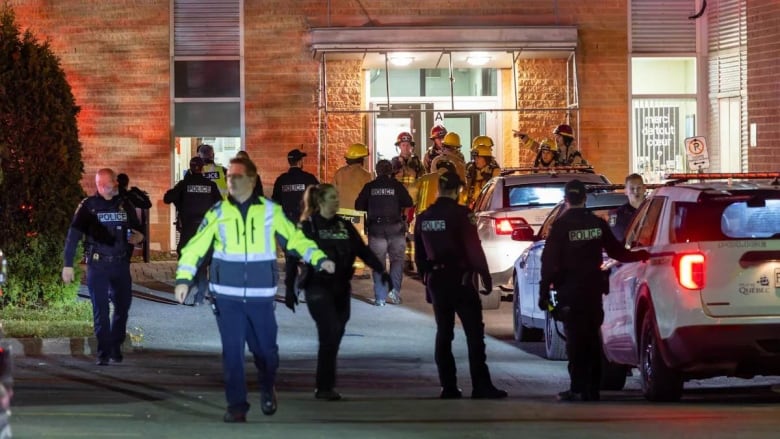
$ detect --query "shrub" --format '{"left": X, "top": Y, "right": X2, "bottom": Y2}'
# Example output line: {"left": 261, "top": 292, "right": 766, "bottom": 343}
{"left": 0, "top": 4, "right": 85, "bottom": 308}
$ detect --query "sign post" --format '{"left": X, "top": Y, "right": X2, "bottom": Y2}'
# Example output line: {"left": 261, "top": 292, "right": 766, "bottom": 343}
{"left": 684, "top": 136, "right": 710, "bottom": 172}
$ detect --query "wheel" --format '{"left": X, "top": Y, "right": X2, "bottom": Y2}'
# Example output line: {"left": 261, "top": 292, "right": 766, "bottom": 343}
{"left": 639, "top": 311, "right": 683, "bottom": 401}
{"left": 544, "top": 311, "right": 567, "bottom": 360}
{"left": 513, "top": 276, "right": 542, "bottom": 342}
{"left": 600, "top": 348, "right": 628, "bottom": 390}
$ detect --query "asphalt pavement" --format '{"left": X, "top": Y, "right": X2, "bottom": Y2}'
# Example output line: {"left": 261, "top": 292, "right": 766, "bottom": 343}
{"left": 6, "top": 261, "right": 780, "bottom": 438}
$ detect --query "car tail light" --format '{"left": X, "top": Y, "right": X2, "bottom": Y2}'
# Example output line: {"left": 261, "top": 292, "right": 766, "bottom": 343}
{"left": 674, "top": 252, "right": 705, "bottom": 289}
{"left": 493, "top": 217, "right": 528, "bottom": 235}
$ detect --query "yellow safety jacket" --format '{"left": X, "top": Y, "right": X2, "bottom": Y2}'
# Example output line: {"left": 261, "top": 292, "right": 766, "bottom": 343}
{"left": 201, "top": 163, "right": 229, "bottom": 199}
{"left": 333, "top": 163, "right": 372, "bottom": 210}
{"left": 414, "top": 169, "right": 447, "bottom": 215}
{"left": 175, "top": 196, "right": 327, "bottom": 299}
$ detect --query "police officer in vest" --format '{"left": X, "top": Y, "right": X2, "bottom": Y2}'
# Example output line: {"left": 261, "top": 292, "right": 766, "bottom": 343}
{"left": 539, "top": 179, "right": 649, "bottom": 402}
{"left": 62, "top": 168, "right": 145, "bottom": 366}
{"left": 414, "top": 171, "right": 507, "bottom": 399}
{"left": 193, "top": 144, "right": 229, "bottom": 199}
{"left": 355, "top": 159, "right": 413, "bottom": 306}
{"left": 273, "top": 148, "right": 320, "bottom": 301}
{"left": 164, "top": 157, "right": 222, "bottom": 305}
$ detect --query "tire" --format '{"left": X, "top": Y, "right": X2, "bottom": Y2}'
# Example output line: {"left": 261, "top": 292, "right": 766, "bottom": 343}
{"left": 544, "top": 311, "right": 567, "bottom": 360}
{"left": 639, "top": 311, "right": 683, "bottom": 401}
{"left": 513, "top": 277, "right": 543, "bottom": 342}
{"left": 600, "top": 348, "right": 628, "bottom": 390}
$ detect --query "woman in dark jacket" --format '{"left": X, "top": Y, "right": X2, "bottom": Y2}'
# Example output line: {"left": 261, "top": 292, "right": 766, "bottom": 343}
{"left": 286, "top": 184, "right": 391, "bottom": 401}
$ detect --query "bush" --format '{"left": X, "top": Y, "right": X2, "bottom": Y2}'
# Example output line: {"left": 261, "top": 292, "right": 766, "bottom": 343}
{"left": 0, "top": 4, "right": 85, "bottom": 309}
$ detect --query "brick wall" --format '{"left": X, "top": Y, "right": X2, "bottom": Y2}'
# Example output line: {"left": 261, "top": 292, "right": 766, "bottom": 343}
{"left": 746, "top": 0, "right": 780, "bottom": 172}
{"left": 12, "top": 0, "right": 171, "bottom": 250}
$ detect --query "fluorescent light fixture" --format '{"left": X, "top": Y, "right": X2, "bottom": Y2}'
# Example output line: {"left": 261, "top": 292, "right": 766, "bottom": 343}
{"left": 389, "top": 53, "right": 414, "bottom": 67}
{"left": 467, "top": 52, "right": 491, "bottom": 66}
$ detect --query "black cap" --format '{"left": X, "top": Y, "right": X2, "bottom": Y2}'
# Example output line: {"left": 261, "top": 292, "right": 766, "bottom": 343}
{"left": 287, "top": 149, "right": 307, "bottom": 161}
{"left": 564, "top": 179, "right": 586, "bottom": 204}
{"left": 189, "top": 156, "right": 205, "bottom": 168}
{"left": 439, "top": 171, "right": 463, "bottom": 191}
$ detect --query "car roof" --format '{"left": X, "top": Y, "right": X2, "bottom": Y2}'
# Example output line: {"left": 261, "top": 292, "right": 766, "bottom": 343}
{"left": 501, "top": 172, "right": 609, "bottom": 186}
{"left": 653, "top": 181, "right": 780, "bottom": 202}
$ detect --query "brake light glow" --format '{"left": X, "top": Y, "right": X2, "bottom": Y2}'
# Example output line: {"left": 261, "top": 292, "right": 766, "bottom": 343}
{"left": 493, "top": 217, "right": 529, "bottom": 235}
{"left": 675, "top": 253, "right": 705, "bottom": 289}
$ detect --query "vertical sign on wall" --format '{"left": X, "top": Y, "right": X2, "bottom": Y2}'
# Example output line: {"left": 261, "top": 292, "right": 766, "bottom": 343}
{"left": 634, "top": 107, "right": 680, "bottom": 178}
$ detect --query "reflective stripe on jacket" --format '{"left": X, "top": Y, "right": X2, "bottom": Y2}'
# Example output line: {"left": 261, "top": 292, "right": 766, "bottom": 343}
{"left": 175, "top": 196, "right": 327, "bottom": 299}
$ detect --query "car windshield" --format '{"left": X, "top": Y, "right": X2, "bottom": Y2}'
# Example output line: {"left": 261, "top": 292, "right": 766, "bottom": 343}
{"left": 673, "top": 198, "right": 780, "bottom": 242}
{"left": 507, "top": 185, "right": 565, "bottom": 207}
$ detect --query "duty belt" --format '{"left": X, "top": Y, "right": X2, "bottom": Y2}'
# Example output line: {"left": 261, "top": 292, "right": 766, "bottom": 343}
{"left": 368, "top": 216, "right": 400, "bottom": 224}
{"left": 90, "top": 253, "right": 127, "bottom": 263}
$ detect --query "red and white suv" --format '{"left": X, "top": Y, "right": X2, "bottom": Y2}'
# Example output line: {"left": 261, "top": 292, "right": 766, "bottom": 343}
{"left": 601, "top": 173, "right": 780, "bottom": 401}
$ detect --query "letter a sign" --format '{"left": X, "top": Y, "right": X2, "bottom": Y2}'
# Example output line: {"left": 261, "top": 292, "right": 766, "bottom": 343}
{"left": 684, "top": 136, "right": 710, "bottom": 171}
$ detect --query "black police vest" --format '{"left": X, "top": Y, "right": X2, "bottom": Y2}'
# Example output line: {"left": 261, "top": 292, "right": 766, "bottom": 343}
{"left": 85, "top": 196, "right": 133, "bottom": 257}
{"left": 179, "top": 174, "right": 219, "bottom": 222}
{"left": 365, "top": 177, "right": 403, "bottom": 223}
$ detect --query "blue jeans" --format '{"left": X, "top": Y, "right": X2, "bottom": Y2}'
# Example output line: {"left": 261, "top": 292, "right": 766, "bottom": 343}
{"left": 214, "top": 296, "right": 278, "bottom": 415}
{"left": 368, "top": 224, "right": 406, "bottom": 301}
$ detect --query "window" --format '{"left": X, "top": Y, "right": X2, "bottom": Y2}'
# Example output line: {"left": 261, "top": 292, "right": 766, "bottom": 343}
{"left": 628, "top": 197, "right": 664, "bottom": 247}
{"left": 631, "top": 57, "right": 697, "bottom": 182}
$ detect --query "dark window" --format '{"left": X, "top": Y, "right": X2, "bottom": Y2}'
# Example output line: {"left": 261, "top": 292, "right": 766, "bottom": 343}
{"left": 174, "top": 60, "right": 240, "bottom": 98}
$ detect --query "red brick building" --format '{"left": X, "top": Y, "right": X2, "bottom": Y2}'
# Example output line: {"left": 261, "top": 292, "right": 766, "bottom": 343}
{"left": 10, "top": 0, "right": 774, "bottom": 252}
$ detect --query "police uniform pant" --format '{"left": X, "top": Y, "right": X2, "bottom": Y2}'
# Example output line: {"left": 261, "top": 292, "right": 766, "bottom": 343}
{"left": 214, "top": 296, "right": 278, "bottom": 415}
{"left": 305, "top": 281, "right": 351, "bottom": 392}
{"left": 562, "top": 305, "right": 604, "bottom": 399}
{"left": 367, "top": 223, "right": 406, "bottom": 301}
{"left": 428, "top": 269, "right": 493, "bottom": 392}
{"left": 86, "top": 258, "right": 132, "bottom": 360}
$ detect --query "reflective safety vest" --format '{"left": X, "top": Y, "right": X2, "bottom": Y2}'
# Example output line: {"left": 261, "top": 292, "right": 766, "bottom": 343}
{"left": 175, "top": 197, "right": 327, "bottom": 299}
{"left": 201, "top": 163, "right": 228, "bottom": 199}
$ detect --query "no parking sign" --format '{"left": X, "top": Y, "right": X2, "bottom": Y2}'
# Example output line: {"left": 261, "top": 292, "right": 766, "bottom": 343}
{"left": 684, "top": 136, "right": 710, "bottom": 171}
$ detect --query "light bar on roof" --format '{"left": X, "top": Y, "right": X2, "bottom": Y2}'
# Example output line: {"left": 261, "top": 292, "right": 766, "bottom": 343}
{"left": 665, "top": 172, "right": 780, "bottom": 180}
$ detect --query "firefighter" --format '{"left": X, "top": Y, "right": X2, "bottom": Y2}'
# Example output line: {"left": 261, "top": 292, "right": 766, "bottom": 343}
{"left": 390, "top": 132, "right": 424, "bottom": 272}
{"left": 414, "top": 171, "right": 508, "bottom": 400}
{"left": 514, "top": 124, "right": 588, "bottom": 166}
{"left": 539, "top": 179, "right": 649, "bottom": 402}
{"left": 355, "top": 159, "right": 413, "bottom": 306}
{"left": 423, "top": 125, "right": 448, "bottom": 173}
{"left": 465, "top": 136, "right": 501, "bottom": 208}
{"left": 332, "top": 142, "right": 373, "bottom": 276}
{"left": 414, "top": 157, "right": 457, "bottom": 216}
{"left": 532, "top": 139, "right": 560, "bottom": 169}
{"left": 430, "top": 132, "right": 468, "bottom": 204}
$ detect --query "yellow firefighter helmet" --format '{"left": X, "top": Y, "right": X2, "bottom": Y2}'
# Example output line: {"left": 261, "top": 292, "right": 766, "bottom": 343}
{"left": 345, "top": 143, "right": 369, "bottom": 159}
{"left": 442, "top": 132, "right": 462, "bottom": 149}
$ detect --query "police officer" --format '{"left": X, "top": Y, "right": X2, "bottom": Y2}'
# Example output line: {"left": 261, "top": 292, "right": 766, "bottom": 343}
{"left": 414, "top": 171, "right": 508, "bottom": 400}
{"left": 285, "top": 184, "right": 391, "bottom": 401}
{"left": 609, "top": 173, "right": 646, "bottom": 242}
{"left": 272, "top": 148, "right": 320, "bottom": 301}
{"left": 62, "top": 168, "right": 145, "bottom": 366}
{"left": 163, "top": 157, "right": 222, "bottom": 305}
{"left": 355, "top": 159, "right": 413, "bottom": 306}
{"left": 193, "top": 144, "right": 229, "bottom": 199}
{"left": 174, "top": 156, "right": 334, "bottom": 422}
{"left": 539, "top": 179, "right": 649, "bottom": 402}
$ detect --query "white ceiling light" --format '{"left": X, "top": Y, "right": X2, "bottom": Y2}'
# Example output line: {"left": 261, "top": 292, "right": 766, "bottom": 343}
{"left": 389, "top": 53, "right": 414, "bottom": 67}
{"left": 467, "top": 52, "right": 492, "bottom": 66}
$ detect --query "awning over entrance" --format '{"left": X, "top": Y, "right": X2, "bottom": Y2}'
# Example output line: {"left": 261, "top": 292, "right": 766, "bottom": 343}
{"left": 310, "top": 25, "right": 578, "bottom": 57}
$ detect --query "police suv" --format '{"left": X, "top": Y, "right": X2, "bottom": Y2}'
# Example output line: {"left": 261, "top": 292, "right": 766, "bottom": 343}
{"left": 601, "top": 173, "right": 780, "bottom": 401}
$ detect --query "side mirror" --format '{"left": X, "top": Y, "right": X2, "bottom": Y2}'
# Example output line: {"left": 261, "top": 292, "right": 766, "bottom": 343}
{"left": 511, "top": 225, "right": 535, "bottom": 242}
